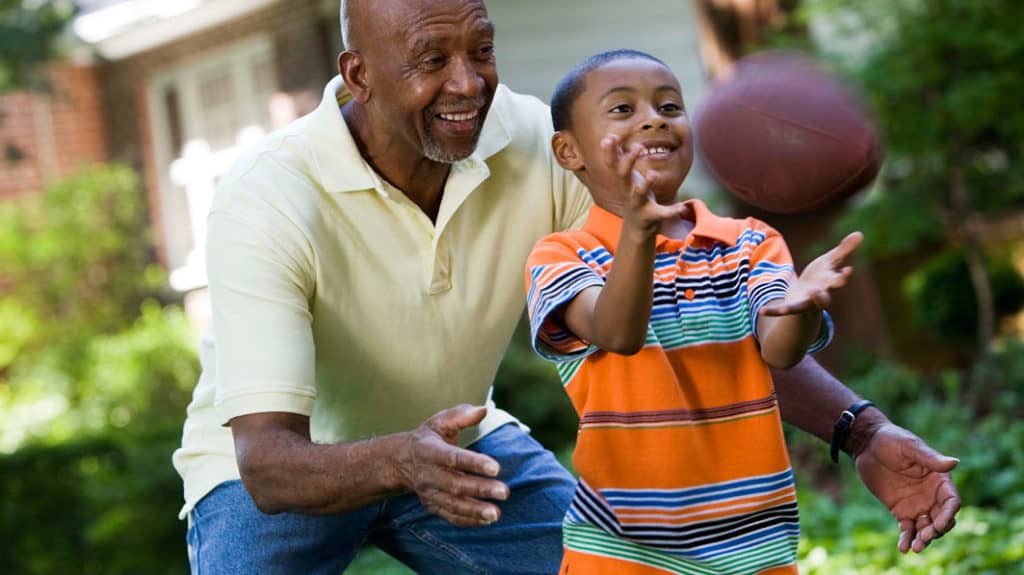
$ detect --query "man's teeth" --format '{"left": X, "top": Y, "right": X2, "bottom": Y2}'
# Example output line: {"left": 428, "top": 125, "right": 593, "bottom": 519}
{"left": 640, "top": 146, "right": 671, "bottom": 156}
{"left": 439, "top": 110, "right": 479, "bottom": 121}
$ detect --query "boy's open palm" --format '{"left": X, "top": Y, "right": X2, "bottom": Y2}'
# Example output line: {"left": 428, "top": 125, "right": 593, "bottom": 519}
{"left": 760, "top": 231, "right": 864, "bottom": 316}
{"left": 602, "top": 136, "right": 689, "bottom": 233}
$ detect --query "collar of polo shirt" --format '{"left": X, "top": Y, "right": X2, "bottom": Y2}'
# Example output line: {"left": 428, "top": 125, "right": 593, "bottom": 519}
{"left": 306, "top": 75, "right": 513, "bottom": 195}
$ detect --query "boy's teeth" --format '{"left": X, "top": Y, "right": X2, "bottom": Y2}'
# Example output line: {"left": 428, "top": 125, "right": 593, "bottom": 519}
{"left": 641, "top": 146, "right": 670, "bottom": 156}
{"left": 439, "top": 110, "right": 479, "bottom": 121}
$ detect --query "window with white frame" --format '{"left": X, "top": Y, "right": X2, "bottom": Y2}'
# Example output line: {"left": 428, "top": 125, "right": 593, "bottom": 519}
{"left": 147, "top": 35, "right": 278, "bottom": 291}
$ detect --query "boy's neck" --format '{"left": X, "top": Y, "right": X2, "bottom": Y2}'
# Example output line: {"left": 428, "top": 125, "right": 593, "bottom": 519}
{"left": 661, "top": 216, "right": 694, "bottom": 240}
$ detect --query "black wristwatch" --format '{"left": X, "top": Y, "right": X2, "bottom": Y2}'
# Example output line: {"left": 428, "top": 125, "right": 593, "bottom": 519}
{"left": 830, "top": 399, "right": 875, "bottom": 463}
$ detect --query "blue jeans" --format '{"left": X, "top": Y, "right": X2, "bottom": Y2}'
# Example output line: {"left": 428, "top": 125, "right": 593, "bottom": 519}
{"left": 187, "top": 424, "right": 574, "bottom": 574}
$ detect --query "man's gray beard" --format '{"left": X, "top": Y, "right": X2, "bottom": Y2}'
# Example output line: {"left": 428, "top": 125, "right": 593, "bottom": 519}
{"left": 422, "top": 125, "right": 482, "bottom": 164}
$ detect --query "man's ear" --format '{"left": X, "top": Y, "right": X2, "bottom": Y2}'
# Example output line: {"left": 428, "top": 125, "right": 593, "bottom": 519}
{"left": 552, "top": 131, "right": 584, "bottom": 172}
{"left": 338, "top": 51, "right": 370, "bottom": 103}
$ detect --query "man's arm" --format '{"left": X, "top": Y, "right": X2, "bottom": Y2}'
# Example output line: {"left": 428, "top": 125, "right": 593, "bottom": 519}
{"left": 231, "top": 405, "right": 509, "bottom": 526}
{"left": 772, "top": 356, "right": 961, "bottom": 553}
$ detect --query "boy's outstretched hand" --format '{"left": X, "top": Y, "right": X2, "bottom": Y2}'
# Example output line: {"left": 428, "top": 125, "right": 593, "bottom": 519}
{"left": 760, "top": 231, "right": 864, "bottom": 317}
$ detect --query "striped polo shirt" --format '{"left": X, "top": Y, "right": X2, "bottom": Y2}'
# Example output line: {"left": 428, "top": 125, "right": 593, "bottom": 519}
{"left": 525, "top": 200, "right": 832, "bottom": 575}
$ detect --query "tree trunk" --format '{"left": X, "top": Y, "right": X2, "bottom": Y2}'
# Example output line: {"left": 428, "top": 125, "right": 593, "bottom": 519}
{"left": 694, "top": 0, "right": 804, "bottom": 78}
{"left": 950, "top": 164, "right": 995, "bottom": 354}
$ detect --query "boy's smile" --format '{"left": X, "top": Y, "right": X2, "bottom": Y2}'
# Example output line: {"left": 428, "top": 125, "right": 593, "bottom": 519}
{"left": 560, "top": 57, "right": 694, "bottom": 205}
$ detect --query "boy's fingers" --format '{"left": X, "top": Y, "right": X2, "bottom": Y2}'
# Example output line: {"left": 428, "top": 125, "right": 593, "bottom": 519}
{"left": 631, "top": 170, "right": 656, "bottom": 198}
{"left": 619, "top": 144, "right": 644, "bottom": 180}
{"left": 651, "top": 201, "right": 685, "bottom": 221}
{"left": 811, "top": 290, "right": 832, "bottom": 309}
{"left": 829, "top": 231, "right": 864, "bottom": 265}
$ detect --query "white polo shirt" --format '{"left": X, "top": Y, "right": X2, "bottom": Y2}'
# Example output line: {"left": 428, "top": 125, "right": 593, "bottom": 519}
{"left": 172, "top": 76, "right": 591, "bottom": 517}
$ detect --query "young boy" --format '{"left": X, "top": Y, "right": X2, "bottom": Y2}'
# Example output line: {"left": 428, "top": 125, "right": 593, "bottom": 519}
{"left": 524, "top": 49, "right": 863, "bottom": 574}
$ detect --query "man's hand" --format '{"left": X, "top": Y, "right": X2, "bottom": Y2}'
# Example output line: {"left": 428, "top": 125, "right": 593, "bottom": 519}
{"left": 394, "top": 404, "right": 510, "bottom": 527}
{"left": 853, "top": 422, "right": 961, "bottom": 553}
{"left": 761, "top": 231, "right": 863, "bottom": 317}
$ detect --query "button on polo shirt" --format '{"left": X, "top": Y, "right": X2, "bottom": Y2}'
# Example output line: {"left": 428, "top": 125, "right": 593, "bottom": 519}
{"left": 172, "top": 76, "right": 592, "bottom": 518}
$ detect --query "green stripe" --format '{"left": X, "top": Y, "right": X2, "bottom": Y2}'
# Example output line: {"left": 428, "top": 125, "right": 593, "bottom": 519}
{"left": 564, "top": 522, "right": 798, "bottom": 575}
{"left": 647, "top": 306, "right": 754, "bottom": 349}
{"left": 557, "top": 358, "right": 585, "bottom": 386}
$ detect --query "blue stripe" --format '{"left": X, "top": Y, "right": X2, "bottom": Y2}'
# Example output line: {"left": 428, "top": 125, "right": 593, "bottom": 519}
{"left": 601, "top": 469, "right": 794, "bottom": 502}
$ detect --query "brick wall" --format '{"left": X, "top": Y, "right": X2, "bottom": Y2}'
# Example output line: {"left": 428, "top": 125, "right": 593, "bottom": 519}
{"left": 0, "top": 64, "right": 107, "bottom": 199}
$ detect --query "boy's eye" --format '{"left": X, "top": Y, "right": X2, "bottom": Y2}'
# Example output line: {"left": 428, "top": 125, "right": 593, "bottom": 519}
{"left": 610, "top": 104, "right": 633, "bottom": 114}
{"left": 660, "top": 102, "right": 683, "bottom": 112}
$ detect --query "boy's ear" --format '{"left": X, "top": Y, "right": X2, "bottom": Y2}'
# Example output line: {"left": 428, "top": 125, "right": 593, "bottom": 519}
{"left": 552, "top": 131, "right": 584, "bottom": 172}
{"left": 339, "top": 51, "right": 370, "bottom": 103}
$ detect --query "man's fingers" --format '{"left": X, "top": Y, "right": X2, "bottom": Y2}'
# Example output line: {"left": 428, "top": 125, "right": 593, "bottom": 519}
{"left": 424, "top": 441, "right": 501, "bottom": 478}
{"left": 897, "top": 518, "right": 915, "bottom": 554}
{"left": 428, "top": 404, "right": 488, "bottom": 438}
{"left": 433, "top": 465, "right": 509, "bottom": 501}
{"left": 418, "top": 470, "right": 507, "bottom": 526}
{"left": 425, "top": 488, "right": 503, "bottom": 526}
{"left": 907, "top": 438, "right": 960, "bottom": 473}
{"left": 932, "top": 489, "right": 962, "bottom": 534}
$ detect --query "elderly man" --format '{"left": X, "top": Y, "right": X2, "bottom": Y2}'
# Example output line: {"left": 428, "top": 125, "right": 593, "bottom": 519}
{"left": 173, "top": 0, "right": 960, "bottom": 573}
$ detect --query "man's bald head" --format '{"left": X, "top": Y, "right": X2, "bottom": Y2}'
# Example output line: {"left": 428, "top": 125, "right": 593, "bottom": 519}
{"left": 339, "top": 0, "right": 357, "bottom": 49}
{"left": 341, "top": 0, "right": 489, "bottom": 50}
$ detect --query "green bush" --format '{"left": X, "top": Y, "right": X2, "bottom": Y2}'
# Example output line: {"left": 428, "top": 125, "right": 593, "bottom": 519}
{"left": 0, "top": 165, "right": 194, "bottom": 451}
{"left": 0, "top": 426, "right": 187, "bottom": 575}
{"left": 0, "top": 164, "right": 199, "bottom": 571}
{"left": 792, "top": 339, "right": 1024, "bottom": 573}
{"left": 904, "top": 249, "right": 1024, "bottom": 345}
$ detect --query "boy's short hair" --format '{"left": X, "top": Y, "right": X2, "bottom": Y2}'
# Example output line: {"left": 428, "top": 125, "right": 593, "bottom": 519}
{"left": 550, "top": 49, "right": 668, "bottom": 132}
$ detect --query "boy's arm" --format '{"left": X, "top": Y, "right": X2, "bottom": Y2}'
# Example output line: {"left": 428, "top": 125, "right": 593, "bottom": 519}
{"left": 757, "top": 231, "right": 863, "bottom": 368}
{"left": 561, "top": 140, "right": 689, "bottom": 355}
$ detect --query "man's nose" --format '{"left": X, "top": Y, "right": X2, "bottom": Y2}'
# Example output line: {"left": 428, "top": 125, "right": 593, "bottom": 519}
{"left": 446, "top": 55, "right": 484, "bottom": 99}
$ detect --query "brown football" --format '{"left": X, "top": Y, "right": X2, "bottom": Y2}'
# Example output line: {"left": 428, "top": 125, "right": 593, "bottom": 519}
{"left": 694, "top": 51, "right": 883, "bottom": 214}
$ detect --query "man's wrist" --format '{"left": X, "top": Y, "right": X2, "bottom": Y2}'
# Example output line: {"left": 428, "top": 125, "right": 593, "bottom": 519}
{"left": 375, "top": 432, "right": 413, "bottom": 493}
{"left": 843, "top": 405, "right": 889, "bottom": 459}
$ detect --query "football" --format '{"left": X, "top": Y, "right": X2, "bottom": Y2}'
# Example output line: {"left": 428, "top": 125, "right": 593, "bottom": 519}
{"left": 693, "top": 51, "right": 883, "bottom": 214}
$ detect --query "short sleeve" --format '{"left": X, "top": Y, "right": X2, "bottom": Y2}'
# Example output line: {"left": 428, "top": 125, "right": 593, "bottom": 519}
{"left": 206, "top": 208, "right": 318, "bottom": 425}
{"left": 745, "top": 224, "right": 834, "bottom": 354}
{"left": 524, "top": 235, "right": 605, "bottom": 362}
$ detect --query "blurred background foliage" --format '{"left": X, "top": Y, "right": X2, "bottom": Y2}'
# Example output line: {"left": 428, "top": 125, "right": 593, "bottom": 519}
{"left": 2, "top": 0, "right": 1024, "bottom": 573}
{"left": 0, "top": 0, "right": 75, "bottom": 92}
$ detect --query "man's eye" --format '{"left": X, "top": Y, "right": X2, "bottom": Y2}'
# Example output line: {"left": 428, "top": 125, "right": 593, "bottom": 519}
{"left": 422, "top": 55, "right": 447, "bottom": 68}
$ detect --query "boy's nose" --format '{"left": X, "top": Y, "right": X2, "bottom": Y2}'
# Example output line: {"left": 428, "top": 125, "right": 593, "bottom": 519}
{"left": 642, "top": 119, "right": 668, "bottom": 130}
